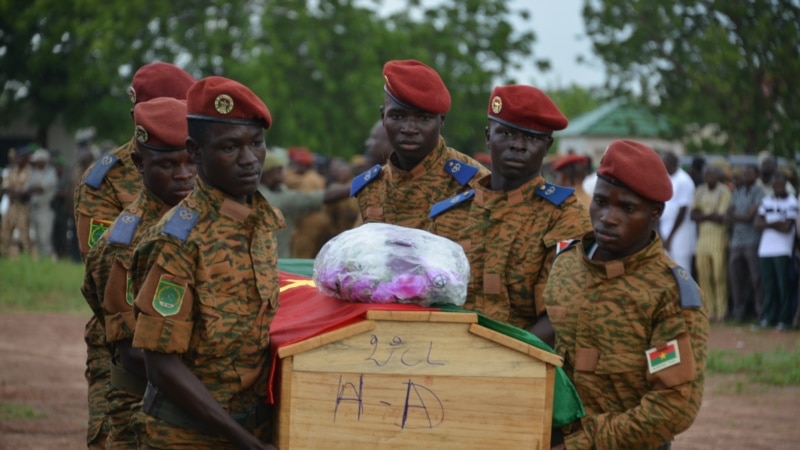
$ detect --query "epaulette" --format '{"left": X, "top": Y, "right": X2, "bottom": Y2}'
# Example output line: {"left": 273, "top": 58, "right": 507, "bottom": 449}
{"left": 107, "top": 213, "right": 141, "bottom": 246}
{"left": 535, "top": 182, "right": 574, "bottom": 206}
{"left": 444, "top": 159, "right": 479, "bottom": 186}
{"left": 555, "top": 239, "right": 580, "bottom": 257}
{"left": 84, "top": 153, "right": 120, "bottom": 189}
{"left": 429, "top": 189, "right": 475, "bottom": 219}
{"left": 163, "top": 206, "right": 199, "bottom": 242}
{"left": 350, "top": 164, "right": 382, "bottom": 197}
{"left": 670, "top": 266, "right": 702, "bottom": 309}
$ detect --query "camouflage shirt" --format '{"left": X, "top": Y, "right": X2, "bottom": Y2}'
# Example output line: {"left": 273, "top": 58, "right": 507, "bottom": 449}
{"left": 352, "top": 137, "right": 490, "bottom": 230}
{"left": 131, "top": 177, "right": 285, "bottom": 408}
{"left": 74, "top": 138, "right": 141, "bottom": 258}
{"left": 95, "top": 186, "right": 173, "bottom": 346}
{"left": 429, "top": 175, "right": 591, "bottom": 329}
{"left": 544, "top": 233, "right": 708, "bottom": 450}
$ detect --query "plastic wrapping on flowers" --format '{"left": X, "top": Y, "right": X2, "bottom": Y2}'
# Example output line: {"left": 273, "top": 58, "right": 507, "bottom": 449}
{"left": 313, "top": 223, "right": 469, "bottom": 306}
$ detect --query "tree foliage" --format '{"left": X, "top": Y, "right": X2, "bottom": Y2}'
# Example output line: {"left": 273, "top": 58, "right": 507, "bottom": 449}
{"left": 1, "top": 0, "right": 537, "bottom": 159}
{"left": 583, "top": 0, "right": 800, "bottom": 157}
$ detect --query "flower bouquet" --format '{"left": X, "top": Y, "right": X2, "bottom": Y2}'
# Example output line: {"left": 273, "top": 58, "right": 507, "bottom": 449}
{"left": 313, "top": 223, "right": 469, "bottom": 306}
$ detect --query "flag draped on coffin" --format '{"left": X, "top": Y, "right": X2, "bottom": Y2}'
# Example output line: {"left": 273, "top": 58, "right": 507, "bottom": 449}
{"left": 271, "top": 260, "right": 585, "bottom": 428}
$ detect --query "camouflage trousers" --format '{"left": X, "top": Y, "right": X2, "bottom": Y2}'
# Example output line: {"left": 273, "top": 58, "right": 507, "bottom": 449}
{"left": 85, "top": 317, "right": 111, "bottom": 448}
{"left": 105, "top": 381, "right": 143, "bottom": 449}
{"left": 133, "top": 409, "right": 274, "bottom": 449}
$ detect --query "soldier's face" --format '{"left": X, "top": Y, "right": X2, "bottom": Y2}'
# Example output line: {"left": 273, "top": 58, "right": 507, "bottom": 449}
{"left": 189, "top": 122, "right": 266, "bottom": 202}
{"left": 381, "top": 96, "right": 443, "bottom": 163}
{"left": 589, "top": 178, "right": 662, "bottom": 261}
{"left": 135, "top": 148, "right": 196, "bottom": 207}
{"left": 486, "top": 121, "right": 552, "bottom": 185}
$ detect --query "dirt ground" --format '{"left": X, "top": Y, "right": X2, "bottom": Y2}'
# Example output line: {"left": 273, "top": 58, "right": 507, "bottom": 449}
{"left": 0, "top": 313, "right": 798, "bottom": 450}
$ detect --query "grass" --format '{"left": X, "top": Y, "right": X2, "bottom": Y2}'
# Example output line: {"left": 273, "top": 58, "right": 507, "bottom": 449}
{"left": 706, "top": 346, "right": 800, "bottom": 386}
{"left": 0, "top": 401, "right": 46, "bottom": 420}
{"left": 0, "top": 255, "right": 89, "bottom": 315}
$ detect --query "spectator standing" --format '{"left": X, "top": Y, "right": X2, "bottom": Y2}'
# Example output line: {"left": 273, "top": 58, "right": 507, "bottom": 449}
{"left": 26, "top": 149, "right": 58, "bottom": 259}
{"left": 0, "top": 146, "right": 32, "bottom": 257}
{"left": 755, "top": 172, "right": 797, "bottom": 330}
{"left": 727, "top": 165, "right": 765, "bottom": 322}
{"left": 690, "top": 166, "right": 732, "bottom": 322}
{"left": 660, "top": 151, "right": 696, "bottom": 271}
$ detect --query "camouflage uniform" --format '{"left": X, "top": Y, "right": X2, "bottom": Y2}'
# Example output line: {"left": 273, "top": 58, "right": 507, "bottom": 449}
{"left": 544, "top": 233, "right": 708, "bottom": 449}
{"left": 74, "top": 138, "right": 140, "bottom": 448}
{"left": 352, "top": 137, "right": 489, "bottom": 230}
{"left": 93, "top": 187, "right": 173, "bottom": 448}
{"left": 429, "top": 175, "right": 591, "bottom": 329}
{"left": 284, "top": 168, "right": 328, "bottom": 258}
{"left": 130, "top": 177, "right": 284, "bottom": 449}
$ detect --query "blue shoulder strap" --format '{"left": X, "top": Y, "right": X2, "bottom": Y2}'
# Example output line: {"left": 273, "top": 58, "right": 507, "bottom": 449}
{"left": 670, "top": 266, "right": 702, "bottom": 309}
{"left": 107, "top": 213, "right": 141, "bottom": 246}
{"left": 429, "top": 189, "right": 475, "bottom": 219}
{"left": 84, "top": 153, "right": 120, "bottom": 189}
{"left": 535, "top": 182, "right": 574, "bottom": 206}
{"left": 350, "top": 164, "right": 382, "bottom": 197}
{"left": 444, "top": 159, "right": 479, "bottom": 186}
{"left": 163, "top": 206, "right": 199, "bottom": 242}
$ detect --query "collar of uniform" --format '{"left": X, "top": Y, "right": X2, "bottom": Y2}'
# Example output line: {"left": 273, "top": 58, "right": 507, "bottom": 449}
{"left": 129, "top": 184, "right": 170, "bottom": 223}
{"left": 579, "top": 231, "right": 664, "bottom": 279}
{"left": 387, "top": 136, "right": 447, "bottom": 181}
{"left": 473, "top": 175, "right": 543, "bottom": 208}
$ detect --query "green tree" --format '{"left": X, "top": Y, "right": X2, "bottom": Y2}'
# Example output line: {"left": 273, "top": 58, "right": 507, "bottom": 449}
{"left": 583, "top": 0, "right": 800, "bottom": 157}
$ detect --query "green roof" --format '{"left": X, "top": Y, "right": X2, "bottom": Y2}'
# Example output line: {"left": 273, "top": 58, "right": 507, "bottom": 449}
{"left": 558, "top": 100, "right": 671, "bottom": 137}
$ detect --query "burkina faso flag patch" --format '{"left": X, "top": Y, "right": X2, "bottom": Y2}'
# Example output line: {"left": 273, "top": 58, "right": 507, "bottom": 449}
{"left": 152, "top": 274, "right": 185, "bottom": 317}
{"left": 645, "top": 339, "right": 681, "bottom": 374}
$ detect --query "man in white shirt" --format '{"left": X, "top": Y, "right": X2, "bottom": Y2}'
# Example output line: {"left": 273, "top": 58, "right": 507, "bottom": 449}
{"left": 755, "top": 172, "right": 797, "bottom": 330}
{"left": 659, "top": 151, "right": 696, "bottom": 271}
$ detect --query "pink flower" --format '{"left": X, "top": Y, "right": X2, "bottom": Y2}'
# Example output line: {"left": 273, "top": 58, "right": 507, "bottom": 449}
{"left": 390, "top": 274, "right": 428, "bottom": 300}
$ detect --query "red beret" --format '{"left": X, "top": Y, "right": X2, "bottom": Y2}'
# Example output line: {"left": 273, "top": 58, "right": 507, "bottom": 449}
{"left": 129, "top": 62, "right": 196, "bottom": 105}
{"left": 383, "top": 59, "right": 451, "bottom": 114}
{"left": 597, "top": 140, "right": 673, "bottom": 202}
{"left": 186, "top": 76, "right": 272, "bottom": 129}
{"left": 288, "top": 147, "right": 314, "bottom": 165}
{"left": 552, "top": 153, "right": 589, "bottom": 171}
{"left": 488, "top": 85, "right": 568, "bottom": 135}
{"left": 133, "top": 98, "right": 188, "bottom": 151}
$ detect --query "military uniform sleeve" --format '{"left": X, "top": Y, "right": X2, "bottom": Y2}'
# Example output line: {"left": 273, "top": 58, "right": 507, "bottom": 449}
{"left": 565, "top": 285, "right": 708, "bottom": 450}
{"left": 131, "top": 238, "right": 197, "bottom": 354}
{"left": 103, "top": 252, "right": 136, "bottom": 344}
{"left": 281, "top": 189, "right": 325, "bottom": 217}
{"left": 535, "top": 198, "right": 592, "bottom": 316}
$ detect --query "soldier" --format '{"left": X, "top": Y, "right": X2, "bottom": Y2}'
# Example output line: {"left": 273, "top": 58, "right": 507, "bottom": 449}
{"left": 428, "top": 85, "right": 591, "bottom": 332}
{"left": 0, "top": 146, "right": 32, "bottom": 257}
{"left": 82, "top": 97, "right": 196, "bottom": 448}
{"left": 552, "top": 153, "right": 592, "bottom": 208}
{"left": 351, "top": 59, "right": 489, "bottom": 229}
{"left": 543, "top": 140, "right": 708, "bottom": 449}
{"left": 130, "top": 76, "right": 283, "bottom": 449}
{"left": 73, "top": 61, "right": 195, "bottom": 450}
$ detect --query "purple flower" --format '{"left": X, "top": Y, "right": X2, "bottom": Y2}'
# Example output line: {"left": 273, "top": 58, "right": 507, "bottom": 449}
{"left": 371, "top": 282, "right": 397, "bottom": 303}
{"left": 390, "top": 274, "right": 427, "bottom": 300}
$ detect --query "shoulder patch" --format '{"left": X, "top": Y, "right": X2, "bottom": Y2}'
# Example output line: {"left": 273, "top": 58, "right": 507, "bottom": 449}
{"left": 108, "top": 213, "right": 141, "bottom": 246}
{"left": 535, "top": 182, "right": 574, "bottom": 206}
{"left": 163, "top": 206, "right": 199, "bottom": 242}
{"left": 84, "top": 153, "right": 121, "bottom": 189}
{"left": 671, "top": 266, "right": 702, "bottom": 309}
{"left": 555, "top": 239, "right": 580, "bottom": 256}
{"left": 88, "top": 218, "right": 113, "bottom": 249}
{"left": 429, "top": 189, "right": 475, "bottom": 219}
{"left": 350, "top": 164, "right": 382, "bottom": 197}
{"left": 444, "top": 159, "right": 479, "bottom": 186}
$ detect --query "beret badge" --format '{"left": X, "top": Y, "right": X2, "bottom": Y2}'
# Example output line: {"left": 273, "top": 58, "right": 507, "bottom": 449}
{"left": 128, "top": 86, "right": 137, "bottom": 104}
{"left": 491, "top": 96, "right": 502, "bottom": 114}
{"left": 134, "top": 125, "right": 149, "bottom": 143}
{"left": 214, "top": 94, "right": 234, "bottom": 114}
